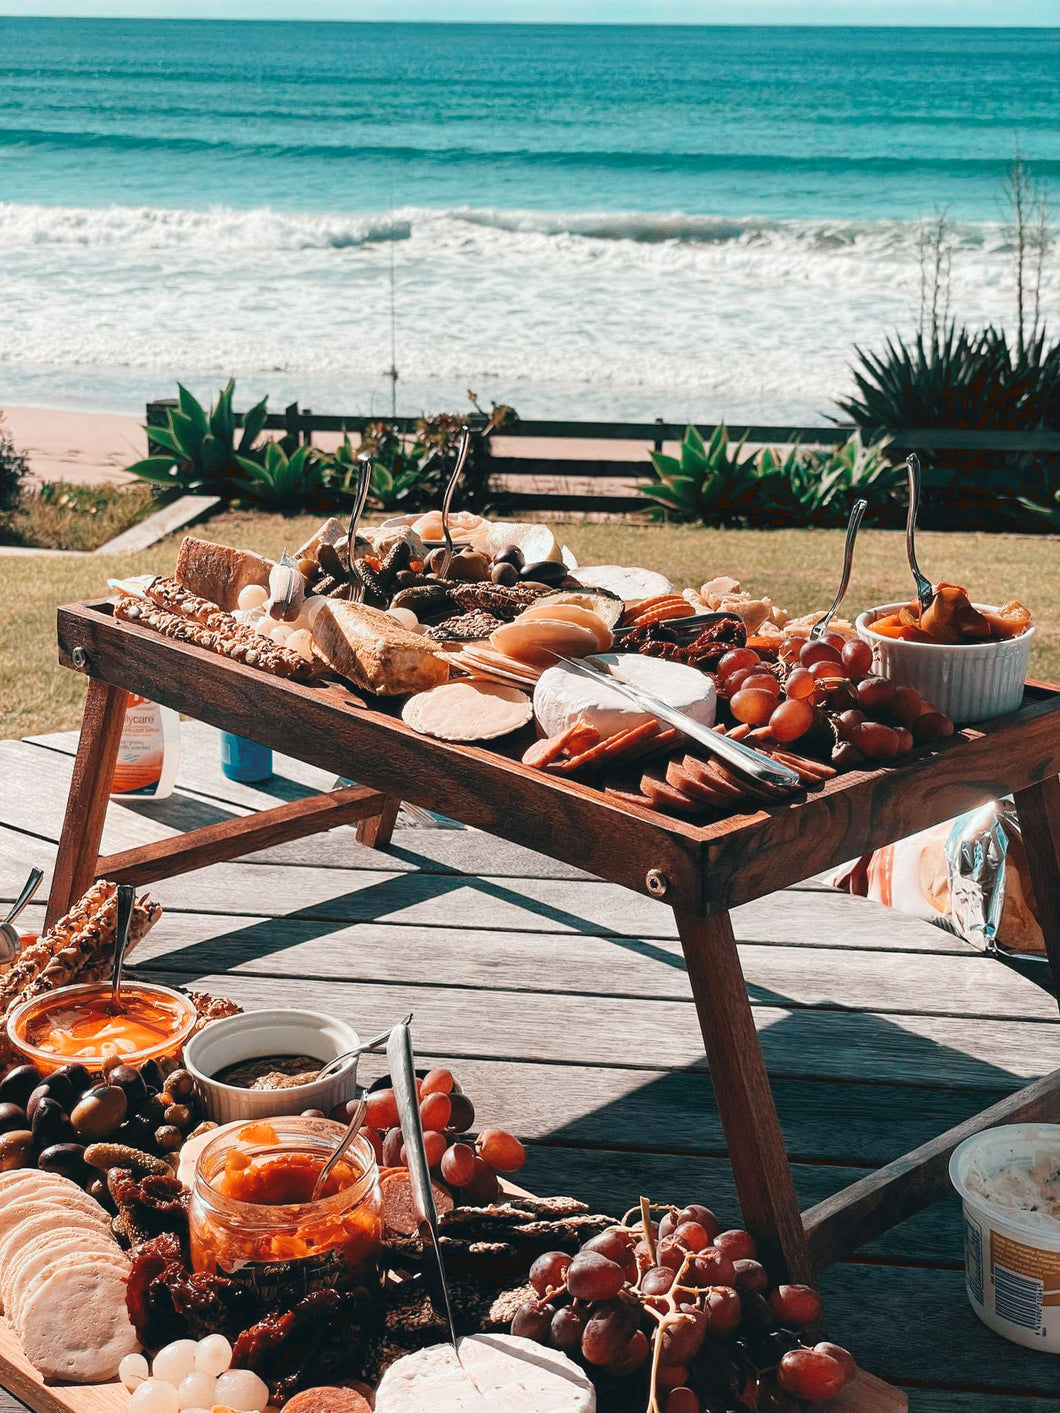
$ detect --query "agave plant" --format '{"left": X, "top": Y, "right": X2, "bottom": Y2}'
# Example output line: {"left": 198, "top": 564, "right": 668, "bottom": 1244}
{"left": 126, "top": 381, "right": 270, "bottom": 495}
{"left": 234, "top": 440, "right": 324, "bottom": 513}
{"left": 637, "top": 424, "right": 758, "bottom": 524}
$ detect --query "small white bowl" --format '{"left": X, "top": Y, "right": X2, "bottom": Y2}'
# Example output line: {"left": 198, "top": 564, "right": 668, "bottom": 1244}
{"left": 856, "top": 602, "right": 1033, "bottom": 724}
{"left": 183, "top": 1008, "right": 361, "bottom": 1123}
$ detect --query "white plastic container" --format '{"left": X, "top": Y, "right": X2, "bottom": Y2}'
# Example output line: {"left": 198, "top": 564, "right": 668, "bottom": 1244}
{"left": 856, "top": 603, "right": 1033, "bottom": 724}
{"left": 110, "top": 695, "right": 181, "bottom": 800}
{"left": 183, "top": 1007, "right": 361, "bottom": 1123}
{"left": 949, "top": 1123, "right": 1060, "bottom": 1351}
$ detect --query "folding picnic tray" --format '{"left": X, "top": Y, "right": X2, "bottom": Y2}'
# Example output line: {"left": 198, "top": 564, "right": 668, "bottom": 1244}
{"left": 45, "top": 598, "right": 1060, "bottom": 1295}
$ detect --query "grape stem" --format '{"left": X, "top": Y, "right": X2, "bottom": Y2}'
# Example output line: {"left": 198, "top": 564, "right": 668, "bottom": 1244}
{"left": 639, "top": 1196, "right": 657, "bottom": 1266}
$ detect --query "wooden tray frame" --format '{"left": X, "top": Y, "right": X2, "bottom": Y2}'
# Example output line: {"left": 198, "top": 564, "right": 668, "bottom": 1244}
{"left": 40, "top": 598, "right": 1060, "bottom": 1292}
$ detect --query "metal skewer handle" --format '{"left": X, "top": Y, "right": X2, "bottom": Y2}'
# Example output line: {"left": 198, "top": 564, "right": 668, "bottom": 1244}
{"left": 810, "top": 498, "right": 867, "bottom": 640}
{"left": 905, "top": 454, "right": 934, "bottom": 616}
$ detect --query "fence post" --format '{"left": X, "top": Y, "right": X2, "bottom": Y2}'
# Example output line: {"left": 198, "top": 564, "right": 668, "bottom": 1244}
{"left": 653, "top": 417, "right": 665, "bottom": 453}
{"left": 145, "top": 398, "right": 177, "bottom": 457}
{"left": 283, "top": 402, "right": 302, "bottom": 446}
{"left": 302, "top": 408, "right": 313, "bottom": 447}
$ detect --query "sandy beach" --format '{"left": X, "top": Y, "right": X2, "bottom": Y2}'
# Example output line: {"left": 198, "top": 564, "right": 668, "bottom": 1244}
{"left": 2, "top": 406, "right": 143, "bottom": 488}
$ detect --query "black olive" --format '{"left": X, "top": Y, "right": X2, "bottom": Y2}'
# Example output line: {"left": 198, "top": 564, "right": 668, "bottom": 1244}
{"left": 521, "top": 559, "right": 567, "bottom": 585}
{"left": 31, "top": 1096, "right": 72, "bottom": 1148}
{"left": 37, "top": 1142, "right": 87, "bottom": 1181}
{"left": 139, "top": 1059, "right": 163, "bottom": 1091}
{"left": 107, "top": 1064, "right": 147, "bottom": 1110}
{"left": 27, "top": 1074, "right": 73, "bottom": 1121}
{"left": 0, "top": 1065, "right": 42, "bottom": 1109}
{"left": 0, "top": 1103, "right": 27, "bottom": 1135}
{"left": 494, "top": 544, "right": 525, "bottom": 569}
{"left": 52, "top": 1064, "right": 92, "bottom": 1098}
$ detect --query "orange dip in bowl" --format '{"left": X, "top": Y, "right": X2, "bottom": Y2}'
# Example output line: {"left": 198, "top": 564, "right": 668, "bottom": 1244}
{"left": 6, "top": 980, "right": 198, "bottom": 1074}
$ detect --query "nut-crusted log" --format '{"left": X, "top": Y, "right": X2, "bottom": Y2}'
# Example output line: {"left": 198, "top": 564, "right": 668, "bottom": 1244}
{"left": 115, "top": 584, "right": 313, "bottom": 681}
{"left": 0, "top": 880, "right": 161, "bottom": 1023}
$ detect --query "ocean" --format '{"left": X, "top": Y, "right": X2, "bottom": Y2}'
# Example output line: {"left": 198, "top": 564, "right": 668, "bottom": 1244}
{"left": 1, "top": 19, "right": 1058, "bottom": 424}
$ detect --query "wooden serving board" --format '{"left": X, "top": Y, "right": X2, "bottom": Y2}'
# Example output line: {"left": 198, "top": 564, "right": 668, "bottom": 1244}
{"left": 0, "top": 1317, "right": 906, "bottom": 1413}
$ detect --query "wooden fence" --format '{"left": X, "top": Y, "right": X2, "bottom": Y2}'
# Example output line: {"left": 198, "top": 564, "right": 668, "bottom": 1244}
{"left": 146, "top": 400, "right": 1060, "bottom": 515}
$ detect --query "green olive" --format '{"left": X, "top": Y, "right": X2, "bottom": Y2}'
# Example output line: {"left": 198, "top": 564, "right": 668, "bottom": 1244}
{"left": 0, "top": 1130, "right": 34, "bottom": 1171}
{"left": 70, "top": 1085, "right": 127, "bottom": 1141}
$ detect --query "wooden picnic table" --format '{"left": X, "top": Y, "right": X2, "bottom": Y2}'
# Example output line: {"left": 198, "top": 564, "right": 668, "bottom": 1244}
{"left": 1, "top": 717, "right": 1059, "bottom": 1410}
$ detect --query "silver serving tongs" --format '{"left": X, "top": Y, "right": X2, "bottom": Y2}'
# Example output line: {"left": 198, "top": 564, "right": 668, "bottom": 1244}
{"left": 905, "top": 454, "right": 934, "bottom": 617}
{"left": 312, "top": 1013, "right": 413, "bottom": 1084}
{"left": 0, "top": 868, "right": 44, "bottom": 965}
{"left": 276, "top": 549, "right": 300, "bottom": 620}
{"left": 553, "top": 655, "right": 801, "bottom": 796}
{"left": 388, "top": 1021, "right": 466, "bottom": 1366}
{"left": 809, "top": 498, "right": 867, "bottom": 640}
{"left": 345, "top": 454, "right": 374, "bottom": 603}
{"left": 436, "top": 426, "right": 472, "bottom": 580}
{"left": 107, "top": 883, "right": 136, "bottom": 1014}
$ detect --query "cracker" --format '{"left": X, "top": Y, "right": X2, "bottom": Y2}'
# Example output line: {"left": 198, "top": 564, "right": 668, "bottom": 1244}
{"left": 402, "top": 681, "right": 533, "bottom": 742}
{"left": 6, "top": 1238, "right": 126, "bottom": 1324}
{"left": 10, "top": 1249, "right": 127, "bottom": 1332}
{"left": 284, "top": 1389, "right": 372, "bottom": 1413}
{"left": 18, "top": 1264, "right": 138, "bottom": 1382}
{"left": 0, "top": 1208, "right": 112, "bottom": 1278}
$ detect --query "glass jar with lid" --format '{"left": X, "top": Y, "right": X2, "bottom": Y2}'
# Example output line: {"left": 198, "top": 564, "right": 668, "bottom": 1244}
{"left": 189, "top": 1116, "right": 383, "bottom": 1304}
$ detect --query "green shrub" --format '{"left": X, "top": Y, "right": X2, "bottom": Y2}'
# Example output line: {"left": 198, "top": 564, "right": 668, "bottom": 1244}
{"left": 637, "top": 425, "right": 899, "bottom": 528}
{"left": 234, "top": 440, "right": 325, "bottom": 513}
{"left": 126, "top": 380, "right": 271, "bottom": 496}
{"left": 0, "top": 414, "right": 30, "bottom": 538}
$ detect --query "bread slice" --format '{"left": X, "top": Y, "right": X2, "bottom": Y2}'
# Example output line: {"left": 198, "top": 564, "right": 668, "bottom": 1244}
{"left": 314, "top": 601, "right": 449, "bottom": 696}
{"left": 175, "top": 535, "right": 274, "bottom": 610}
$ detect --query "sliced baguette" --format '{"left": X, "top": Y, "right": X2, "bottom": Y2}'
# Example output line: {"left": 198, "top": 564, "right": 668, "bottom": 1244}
{"left": 314, "top": 601, "right": 449, "bottom": 696}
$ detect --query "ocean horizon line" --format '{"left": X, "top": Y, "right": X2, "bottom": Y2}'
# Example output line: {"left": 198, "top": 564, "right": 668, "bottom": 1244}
{"left": 2, "top": 15, "right": 1059, "bottom": 27}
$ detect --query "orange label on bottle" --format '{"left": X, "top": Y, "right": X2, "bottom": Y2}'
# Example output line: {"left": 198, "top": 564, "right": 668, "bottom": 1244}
{"left": 111, "top": 695, "right": 164, "bottom": 796}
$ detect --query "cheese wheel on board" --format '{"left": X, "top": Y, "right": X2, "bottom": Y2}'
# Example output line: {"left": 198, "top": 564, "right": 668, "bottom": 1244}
{"left": 374, "top": 1334, "right": 596, "bottom": 1413}
{"left": 571, "top": 564, "right": 674, "bottom": 603}
{"left": 534, "top": 653, "right": 716, "bottom": 740}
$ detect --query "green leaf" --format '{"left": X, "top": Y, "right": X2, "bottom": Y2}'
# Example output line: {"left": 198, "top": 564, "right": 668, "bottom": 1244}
{"left": 238, "top": 395, "right": 270, "bottom": 454}
{"left": 142, "top": 426, "right": 183, "bottom": 458}
{"left": 684, "top": 425, "right": 707, "bottom": 459}
{"left": 125, "top": 457, "right": 183, "bottom": 486}
{"left": 177, "top": 385, "right": 209, "bottom": 440}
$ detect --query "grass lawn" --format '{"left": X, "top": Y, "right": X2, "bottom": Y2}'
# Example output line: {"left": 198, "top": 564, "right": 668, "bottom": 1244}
{"left": 2, "top": 513, "right": 1057, "bottom": 740}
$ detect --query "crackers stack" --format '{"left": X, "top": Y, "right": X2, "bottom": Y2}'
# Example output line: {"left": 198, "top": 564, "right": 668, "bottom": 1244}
{"left": 0, "top": 1169, "right": 137, "bottom": 1382}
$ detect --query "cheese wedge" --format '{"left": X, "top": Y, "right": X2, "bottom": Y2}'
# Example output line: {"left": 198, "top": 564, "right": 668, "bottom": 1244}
{"left": 375, "top": 1334, "right": 595, "bottom": 1413}
{"left": 314, "top": 601, "right": 449, "bottom": 696}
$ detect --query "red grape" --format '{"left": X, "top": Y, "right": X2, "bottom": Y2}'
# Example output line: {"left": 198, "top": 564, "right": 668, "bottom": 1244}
{"left": 800, "top": 640, "right": 842, "bottom": 668}
{"left": 363, "top": 1127, "right": 383, "bottom": 1162}
{"left": 731, "top": 688, "right": 776, "bottom": 726}
{"left": 665, "top": 1390, "right": 700, "bottom": 1413}
{"left": 460, "top": 1156, "right": 500, "bottom": 1203}
{"left": 891, "top": 684, "right": 922, "bottom": 725}
{"left": 714, "top": 1228, "right": 757, "bottom": 1260}
{"left": 381, "top": 1125, "right": 404, "bottom": 1168}
{"left": 893, "top": 726, "right": 914, "bottom": 756}
{"left": 718, "top": 648, "right": 759, "bottom": 680}
{"left": 421, "top": 1067, "right": 454, "bottom": 1096}
{"left": 585, "top": 1228, "right": 636, "bottom": 1262}
{"left": 566, "top": 1250, "right": 627, "bottom": 1301}
{"left": 529, "top": 1250, "right": 571, "bottom": 1296}
{"left": 809, "top": 658, "right": 847, "bottom": 683}
{"left": 770, "top": 1283, "right": 825, "bottom": 1327}
{"left": 365, "top": 1089, "right": 399, "bottom": 1130}
{"left": 742, "top": 672, "right": 781, "bottom": 697}
{"left": 656, "top": 1362, "right": 691, "bottom": 1392}
{"left": 777, "top": 1348, "right": 845, "bottom": 1401}
{"left": 677, "top": 1205, "right": 720, "bottom": 1239}
{"left": 821, "top": 630, "right": 847, "bottom": 651}
{"left": 658, "top": 1309, "right": 708, "bottom": 1365}
{"left": 769, "top": 698, "right": 814, "bottom": 742}
{"left": 440, "top": 1141, "right": 476, "bottom": 1187}
{"left": 478, "top": 1128, "right": 526, "bottom": 1173}
{"left": 688, "top": 1248, "right": 737, "bottom": 1287}
{"left": 672, "top": 1220, "right": 712, "bottom": 1252}
{"left": 550, "top": 1305, "right": 583, "bottom": 1349}
{"left": 815, "top": 1341, "right": 858, "bottom": 1383}
{"left": 657, "top": 1210, "right": 679, "bottom": 1241}
{"left": 723, "top": 666, "right": 755, "bottom": 695}
{"left": 913, "top": 710, "right": 955, "bottom": 744}
{"left": 732, "top": 1257, "right": 768, "bottom": 1292}
{"left": 856, "top": 675, "right": 897, "bottom": 710}
{"left": 835, "top": 707, "right": 864, "bottom": 738}
{"left": 702, "top": 1285, "right": 742, "bottom": 1334}
{"left": 447, "top": 1092, "right": 476, "bottom": 1132}
{"left": 419, "top": 1092, "right": 452, "bottom": 1132}
{"left": 779, "top": 636, "right": 804, "bottom": 665}
{"left": 605, "top": 1328, "right": 650, "bottom": 1376}
{"left": 656, "top": 1237, "right": 688, "bottom": 1271}
{"left": 512, "top": 1302, "right": 553, "bottom": 1343}
{"left": 852, "top": 720, "right": 900, "bottom": 761}
{"left": 841, "top": 638, "right": 873, "bottom": 678}
{"left": 641, "top": 1264, "right": 676, "bottom": 1309}
{"left": 784, "top": 667, "right": 816, "bottom": 700}
{"left": 402, "top": 1130, "right": 447, "bottom": 1168}
{"left": 831, "top": 740, "right": 866, "bottom": 770}
{"left": 581, "top": 1298, "right": 638, "bottom": 1365}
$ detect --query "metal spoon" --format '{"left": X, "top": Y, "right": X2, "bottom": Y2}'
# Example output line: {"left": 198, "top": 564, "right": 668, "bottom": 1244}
{"left": 108, "top": 883, "right": 136, "bottom": 1014}
{"left": 810, "top": 498, "right": 868, "bottom": 640}
{"left": 312, "top": 1013, "right": 413, "bottom": 1084}
{"left": 905, "top": 454, "right": 934, "bottom": 616}
{"left": 310, "top": 1095, "right": 367, "bottom": 1201}
{"left": 0, "top": 868, "right": 44, "bottom": 965}
{"left": 436, "top": 426, "right": 472, "bottom": 581}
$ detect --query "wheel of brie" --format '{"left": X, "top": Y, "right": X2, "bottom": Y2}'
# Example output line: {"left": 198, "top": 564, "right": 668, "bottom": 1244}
{"left": 534, "top": 652, "right": 716, "bottom": 739}
{"left": 374, "top": 1334, "right": 596, "bottom": 1412}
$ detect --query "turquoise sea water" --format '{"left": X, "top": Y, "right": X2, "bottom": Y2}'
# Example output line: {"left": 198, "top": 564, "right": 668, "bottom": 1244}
{"left": 1, "top": 20, "right": 1058, "bottom": 419}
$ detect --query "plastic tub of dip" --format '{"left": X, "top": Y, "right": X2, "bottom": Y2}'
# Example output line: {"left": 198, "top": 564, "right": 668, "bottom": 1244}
{"left": 183, "top": 1007, "right": 361, "bottom": 1122}
{"left": 6, "top": 980, "right": 198, "bottom": 1076}
{"left": 949, "top": 1123, "right": 1060, "bottom": 1351}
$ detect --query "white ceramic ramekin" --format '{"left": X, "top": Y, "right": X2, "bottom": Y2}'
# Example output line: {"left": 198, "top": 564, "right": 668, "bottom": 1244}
{"left": 856, "top": 603, "right": 1033, "bottom": 724}
{"left": 183, "top": 1008, "right": 361, "bottom": 1123}
{"left": 950, "top": 1124, "right": 1060, "bottom": 1352}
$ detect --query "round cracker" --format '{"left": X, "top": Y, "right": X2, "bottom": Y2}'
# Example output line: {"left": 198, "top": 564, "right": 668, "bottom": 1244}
{"left": 402, "top": 681, "right": 533, "bottom": 742}
{"left": 19, "top": 1264, "right": 138, "bottom": 1382}
{"left": 11, "top": 1250, "right": 128, "bottom": 1335}
{"left": 4, "top": 1231, "right": 124, "bottom": 1317}
{"left": 0, "top": 1207, "right": 113, "bottom": 1277}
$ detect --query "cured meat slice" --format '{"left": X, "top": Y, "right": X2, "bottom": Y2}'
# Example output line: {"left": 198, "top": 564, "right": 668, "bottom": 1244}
{"left": 18, "top": 1263, "right": 137, "bottom": 1382}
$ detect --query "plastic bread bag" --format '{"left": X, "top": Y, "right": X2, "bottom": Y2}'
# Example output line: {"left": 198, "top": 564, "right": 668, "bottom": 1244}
{"left": 827, "top": 798, "right": 1045, "bottom": 958}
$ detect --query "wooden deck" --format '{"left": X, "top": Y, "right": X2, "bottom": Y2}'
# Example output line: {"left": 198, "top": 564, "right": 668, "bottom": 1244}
{"left": 0, "top": 722, "right": 1056, "bottom": 1410}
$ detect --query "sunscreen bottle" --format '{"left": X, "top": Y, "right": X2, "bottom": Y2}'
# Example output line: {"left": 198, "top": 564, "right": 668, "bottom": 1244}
{"left": 110, "top": 695, "right": 181, "bottom": 801}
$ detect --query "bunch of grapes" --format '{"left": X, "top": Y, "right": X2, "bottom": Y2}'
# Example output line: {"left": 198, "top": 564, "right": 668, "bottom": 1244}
{"left": 510, "top": 1202, "right": 857, "bottom": 1412}
{"left": 714, "top": 634, "right": 953, "bottom": 770}
{"left": 343, "top": 1067, "right": 526, "bottom": 1204}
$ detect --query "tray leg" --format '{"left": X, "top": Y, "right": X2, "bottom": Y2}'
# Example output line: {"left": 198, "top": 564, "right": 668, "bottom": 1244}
{"left": 356, "top": 794, "right": 401, "bottom": 849}
{"left": 44, "top": 678, "right": 129, "bottom": 931}
{"left": 1012, "top": 775, "right": 1060, "bottom": 1002}
{"left": 674, "top": 906, "right": 812, "bottom": 1282}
